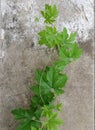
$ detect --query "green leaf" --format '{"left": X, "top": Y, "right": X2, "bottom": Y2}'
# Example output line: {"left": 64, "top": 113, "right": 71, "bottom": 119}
{"left": 41, "top": 4, "right": 58, "bottom": 24}
{"left": 57, "top": 28, "right": 68, "bottom": 44}
{"left": 54, "top": 60, "right": 70, "bottom": 71}
{"left": 31, "top": 85, "right": 40, "bottom": 95}
{"left": 54, "top": 43, "right": 82, "bottom": 71}
{"left": 38, "top": 26, "right": 58, "bottom": 48}
{"left": 59, "top": 43, "right": 82, "bottom": 60}
{"left": 42, "top": 92, "right": 55, "bottom": 104}
{"left": 31, "top": 95, "right": 43, "bottom": 107}
{"left": 31, "top": 120, "right": 41, "bottom": 128}
{"left": 17, "top": 120, "right": 31, "bottom": 130}
{"left": 35, "top": 69, "right": 43, "bottom": 83}
{"left": 55, "top": 103, "right": 62, "bottom": 111}
{"left": 31, "top": 127, "right": 37, "bottom": 130}
{"left": 34, "top": 66, "right": 68, "bottom": 96}
{"left": 46, "top": 67, "right": 68, "bottom": 95}
{"left": 11, "top": 108, "right": 34, "bottom": 120}
{"left": 17, "top": 120, "right": 41, "bottom": 130}
{"left": 35, "top": 69, "right": 51, "bottom": 94}
{"left": 42, "top": 105, "right": 63, "bottom": 130}
{"left": 47, "top": 103, "right": 62, "bottom": 111}
{"left": 54, "top": 73, "right": 68, "bottom": 88}
{"left": 70, "top": 43, "right": 83, "bottom": 59}
{"left": 66, "top": 32, "right": 77, "bottom": 43}
{"left": 34, "top": 108, "right": 43, "bottom": 119}
{"left": 38, "top": 128, "right": 43, "bottom": 130}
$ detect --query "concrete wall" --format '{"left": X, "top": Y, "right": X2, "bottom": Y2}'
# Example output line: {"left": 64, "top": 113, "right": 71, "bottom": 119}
{"left": 0, "top": 0, "right": 94, "bottom": 130}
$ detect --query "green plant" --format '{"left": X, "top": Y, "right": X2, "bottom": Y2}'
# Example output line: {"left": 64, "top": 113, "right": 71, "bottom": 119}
{"left": 12, "top": 4, "right": 82, "bottom": 130}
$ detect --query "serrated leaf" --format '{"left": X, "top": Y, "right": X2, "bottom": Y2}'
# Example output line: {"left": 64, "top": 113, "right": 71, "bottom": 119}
{"left": 17, "top": 120, "right": 31, "bottom": 130}
{"left": 54, "top": 60, "right": 70, "bottom": 71}
{"left": 57, "top": 28, "right": 68, "bottom": 44}
{"left": 46, "top": 67, "right": 68, "bottom": 95}
{"left": 17, "top": 120, "right": 41, "bottom": 130}
{"left": 11, "top": 108, "right": 34, "bottom": 120}
{"left": 41, "top": 4, "right": 58, "bottom": 24}
{"left": 71, "top": 43, "right": 83, "bottom": 59}
{"left": 34, "top": 66, "right": 68, "bottom": 96}
{"left": 42, "top": 106, "right": 63, "bottom": 130}
{"left": 54, "top": 43, "right": 82, "bottom": 71}
{"left": 66, "top": 32, "right": 77, "bottom": 43}
{"left": 35, "top": 68, "right": 51, "bottom": 95}
{"left": 54, "top": 73, "right": 68, "bottom": 88}
{"left": 38, "top": 26, "right": 58, "bottom": 48}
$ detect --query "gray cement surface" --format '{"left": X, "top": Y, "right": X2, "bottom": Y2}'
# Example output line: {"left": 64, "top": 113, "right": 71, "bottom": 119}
{"left": 0, "top": 0, "right": 94, "bottom": 130}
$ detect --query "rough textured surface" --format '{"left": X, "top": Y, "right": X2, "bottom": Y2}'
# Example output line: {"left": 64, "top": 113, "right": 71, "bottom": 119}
{"left": 0, "top": 0, "right": 94, "bottom": 130}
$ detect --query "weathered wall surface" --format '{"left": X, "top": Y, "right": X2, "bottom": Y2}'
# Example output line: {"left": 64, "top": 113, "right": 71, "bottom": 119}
{"left": 0, "top": 0, "right": 94, "bottom": 130}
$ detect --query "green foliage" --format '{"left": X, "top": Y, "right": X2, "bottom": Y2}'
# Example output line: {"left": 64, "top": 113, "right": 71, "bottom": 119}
{"left": 54, "top": 42, "right": 83, "bottom": 71}
{"left": 11, "top": 108, "right": 34, "bottom": 120}
{"left": 17, "top": 120, "right": 31, "bottom": 130}
{"left": 32, "top": 67, "right": 68, "bottom": 96}
{"left": 41, "top": 105, "right": 63, "bottom": 130}
{"left": 38, "top": 26, "right": 58, "bottom": 48}
{"left": 12, "top": 108, "right": 41, "bottom": 130}
{"left": 12, "top": 4, "right": 82, "bottom": 130}
{"left": 41, "top": 4, "right": 58, "bottom": 24}
{"left": 38, "top": 26, "right": 81, "bottom": 50}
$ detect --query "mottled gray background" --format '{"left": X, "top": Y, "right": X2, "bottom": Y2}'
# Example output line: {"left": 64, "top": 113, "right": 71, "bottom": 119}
{"left": 0, "top": 0, "right": 94, "bottom": 130}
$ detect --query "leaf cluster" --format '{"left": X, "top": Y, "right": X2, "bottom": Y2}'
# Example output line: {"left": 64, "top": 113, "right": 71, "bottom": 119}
{"left": 41, "top": 4, "right": 58, "bottom": 24}
{"left": 38, "top": 26, "right": 82, "bottom": 70}
{"left": 12, "top": 66, "right": 68, "bottom": 130}
{"left": 12, "top": 4, "right": 83, "bottom": 130}
{"left": 41, "top": 105, "right": 63, "bottom": 130}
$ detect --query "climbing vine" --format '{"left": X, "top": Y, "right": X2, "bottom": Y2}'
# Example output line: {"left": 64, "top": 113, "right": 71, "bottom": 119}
{"left": 12, "top": 4, "right": 82, "bottom": 130}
